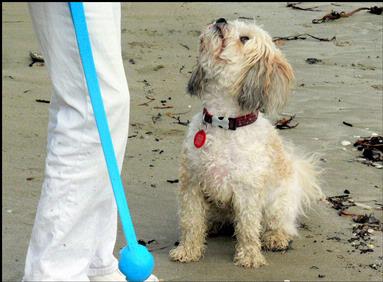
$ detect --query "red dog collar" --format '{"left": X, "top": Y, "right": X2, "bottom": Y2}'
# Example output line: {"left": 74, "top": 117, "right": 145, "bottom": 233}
{"left": 202, "top": 108, "right": 258, "bottom": 130}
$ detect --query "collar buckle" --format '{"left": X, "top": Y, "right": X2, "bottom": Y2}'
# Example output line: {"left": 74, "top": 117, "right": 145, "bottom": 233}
{"left": 212, "top": 115, "right": 230, "bottom": 129}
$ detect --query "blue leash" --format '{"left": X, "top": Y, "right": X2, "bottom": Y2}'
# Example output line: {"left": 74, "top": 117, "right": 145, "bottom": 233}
{"left": 69, "top": 3, "right": 154, "bottom": 281}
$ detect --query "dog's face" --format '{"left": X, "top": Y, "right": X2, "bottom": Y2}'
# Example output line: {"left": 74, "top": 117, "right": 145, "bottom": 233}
{"left": 188, "top": 18, "right": 294, "bottom": 114}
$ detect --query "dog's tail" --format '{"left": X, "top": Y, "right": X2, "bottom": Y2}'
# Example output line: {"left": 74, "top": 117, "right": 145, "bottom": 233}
{"left": 294, "top": 154, "right": 325, "bottom": 214}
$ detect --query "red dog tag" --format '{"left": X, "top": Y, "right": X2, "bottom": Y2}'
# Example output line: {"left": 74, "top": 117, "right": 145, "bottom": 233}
{"left": 194, "top": 130, "right": 206, "bottom": 148}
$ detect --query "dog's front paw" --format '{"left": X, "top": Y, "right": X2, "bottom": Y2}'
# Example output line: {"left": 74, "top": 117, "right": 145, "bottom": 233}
{"left": 234, "top": 248, "right": 268, "bottom": 268}
{"left": 262, "top": 230, "right": 291, "bottom": 252}
{"left": 169, "top": 244, "right": 204, "bottom": 263}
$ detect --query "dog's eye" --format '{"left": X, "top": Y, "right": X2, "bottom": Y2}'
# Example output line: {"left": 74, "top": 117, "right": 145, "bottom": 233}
{"left": 240, "top": 36, "right": 250, "bottom": 44}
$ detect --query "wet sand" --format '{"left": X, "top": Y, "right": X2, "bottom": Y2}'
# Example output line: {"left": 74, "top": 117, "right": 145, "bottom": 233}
{"left": 2, "top": 2, "right": 383, "bottom": 281}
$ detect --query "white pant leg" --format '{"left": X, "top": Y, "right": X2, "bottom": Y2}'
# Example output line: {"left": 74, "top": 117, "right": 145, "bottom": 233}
{"left": 24, "top": 3, "right": 130, "bottom": 281}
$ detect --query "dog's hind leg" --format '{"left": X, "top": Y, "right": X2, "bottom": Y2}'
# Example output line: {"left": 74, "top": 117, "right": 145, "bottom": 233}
{"left": 169, "top": 155, "right": 209, "bottom": 263}
{"left": 261, "top": 180, "right": 300, "bottom": 252}
{"left": 232, "top": 188, "right": 267, "bottom": 268}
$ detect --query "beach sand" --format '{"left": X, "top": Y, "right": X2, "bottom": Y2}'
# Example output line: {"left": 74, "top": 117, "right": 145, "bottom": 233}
{"left": 2, "top": 2, "right": 382, "bottom": 281}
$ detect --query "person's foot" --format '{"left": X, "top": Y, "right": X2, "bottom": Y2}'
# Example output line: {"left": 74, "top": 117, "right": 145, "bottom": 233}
{"left": 89, "top": 269, "right": 159, "bottom": 282}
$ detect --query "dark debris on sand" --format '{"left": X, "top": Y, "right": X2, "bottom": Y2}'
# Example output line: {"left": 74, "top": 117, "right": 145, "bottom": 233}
{"left": 348, "top": 218, "right": 382, "bottom": 254}
{"left": 353, "top": 135, "right": 383, "bottom": 168}
{"left": 312, "top": 6, "right": 383, "bottom": 24}
{"left": 306, "top": 58, "right": 322, "bottom": 64}
{"left": 327, "top": 194, "right": 355, "bottom": 211}
{"left": 274, "top": 115, "right": 299, "bottom": 129}
{"left": 327, "top": 191, "right": 382, "bottom": 254}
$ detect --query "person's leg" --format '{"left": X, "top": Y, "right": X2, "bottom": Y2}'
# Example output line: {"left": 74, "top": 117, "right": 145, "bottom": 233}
{"left": 24, "top": 3, "right": 129, "bottom": 281}
{"left": 81, "top": 2, "right": 130, "bottom": 277}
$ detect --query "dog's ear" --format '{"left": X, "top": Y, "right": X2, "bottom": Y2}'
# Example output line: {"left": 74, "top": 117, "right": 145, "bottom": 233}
{"left": 187, "top": 64, "right": 206, "bottom": 97}
{"left": 238, "top": 51, "right": 294, "bottom": 114}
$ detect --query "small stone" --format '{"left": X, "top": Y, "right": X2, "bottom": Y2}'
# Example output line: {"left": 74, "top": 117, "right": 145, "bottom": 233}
{"left": 341, "top": 140, "right": 351, "bottom": 146}
{"left": 369, "top": 264, "right": 378, "bottom": 270}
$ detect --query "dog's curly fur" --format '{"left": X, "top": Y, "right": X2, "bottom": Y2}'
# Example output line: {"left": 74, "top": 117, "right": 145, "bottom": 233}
{"left": 169, "top": 19, "right": 324, "bottom": 268}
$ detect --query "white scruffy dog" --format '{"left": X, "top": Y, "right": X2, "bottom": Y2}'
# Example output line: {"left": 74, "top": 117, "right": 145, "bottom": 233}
{"left": 169, "top": 18, "right": 324, "bottom": 268}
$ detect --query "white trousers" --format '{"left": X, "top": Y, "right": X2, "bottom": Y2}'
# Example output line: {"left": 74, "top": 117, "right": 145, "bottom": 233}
{"left": 24, "top": 3, "right": 130, "bottom": 281}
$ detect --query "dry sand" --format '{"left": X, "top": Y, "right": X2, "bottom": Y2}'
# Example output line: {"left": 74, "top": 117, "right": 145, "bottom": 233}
{"left": 2, "top": 2, "right": 383, "bottom": 281}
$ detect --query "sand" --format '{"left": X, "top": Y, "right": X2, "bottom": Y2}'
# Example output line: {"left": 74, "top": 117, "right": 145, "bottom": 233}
{"left": 2, "top": 2, "right": 383, "bottom": 281}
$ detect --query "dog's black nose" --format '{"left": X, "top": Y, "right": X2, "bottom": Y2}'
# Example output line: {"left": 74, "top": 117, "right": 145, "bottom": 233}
{"left": 216, "top": 18, "right": 227, "bottom": 24}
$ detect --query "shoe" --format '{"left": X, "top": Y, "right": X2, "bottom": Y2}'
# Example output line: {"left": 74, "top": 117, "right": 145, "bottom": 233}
{"left": 89, "top": 269, "right": 159, "bottom": 282}
{"left": 143, "top": 274, "right": 159, "bottom": 282}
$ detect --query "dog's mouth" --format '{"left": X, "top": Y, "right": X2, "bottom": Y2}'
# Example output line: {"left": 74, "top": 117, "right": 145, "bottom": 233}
{"left": 199, "top": 19, "right": 229, "bottom": 62}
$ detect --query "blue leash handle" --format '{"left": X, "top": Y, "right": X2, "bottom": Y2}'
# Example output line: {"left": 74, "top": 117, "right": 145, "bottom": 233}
{"left": 69, "top": 2, "right": 138, "bottom": 249}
